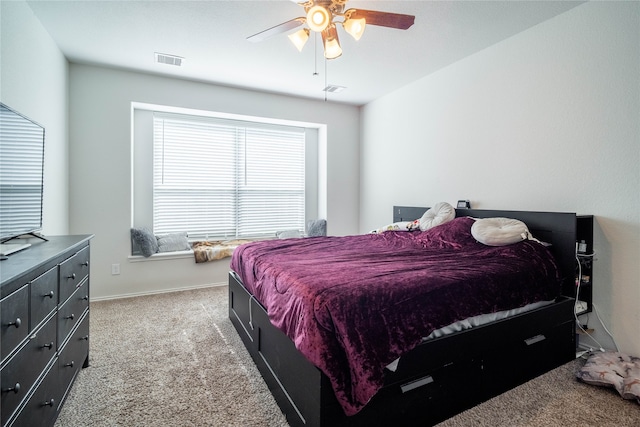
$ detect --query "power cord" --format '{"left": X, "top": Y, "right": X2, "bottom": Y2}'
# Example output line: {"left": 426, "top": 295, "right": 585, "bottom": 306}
{"left": 592, "top": 302, "right": 619, "bottom": 351}
{"left": 574, "top": 252, "right": 605, "bottom": 353}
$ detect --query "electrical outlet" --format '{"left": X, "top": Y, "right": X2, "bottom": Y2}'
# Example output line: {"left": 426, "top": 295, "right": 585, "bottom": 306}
{"left": 111, "top": 263, "right": 120, "bottom": 275}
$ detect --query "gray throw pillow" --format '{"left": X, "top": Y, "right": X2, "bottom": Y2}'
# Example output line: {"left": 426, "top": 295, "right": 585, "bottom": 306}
{"left": 131, "top": 227, "right": 159, "bottom": 257}
{"left": 306, "top": 219, "right": 327, "bottom": 237}
{"left": 157, "top": 232, "right": 190, "bottom": 253}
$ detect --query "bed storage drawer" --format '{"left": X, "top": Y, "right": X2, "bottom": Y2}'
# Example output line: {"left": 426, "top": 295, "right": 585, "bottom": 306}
{"left": 387, "top": 321, "right": 483, "bottom": 386}
{"left": 228, "top": 272, "right": 256, "bottom": 349}
{"left": 344, "top": 358, "right": 482, "bottom": 427}
{"left": 254, "top": 302, "right": 327, "bottom": 427}
{"left": 481, "top": 319, "right": 575, "bottom": 398}
{"left": 482, "top": 299, "right": 575, "bottom": 398}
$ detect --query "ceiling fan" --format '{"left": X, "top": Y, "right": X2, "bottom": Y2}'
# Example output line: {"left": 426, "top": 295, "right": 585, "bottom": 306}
{"left": 247, "top": 0, "right": 415, "bottom": 60}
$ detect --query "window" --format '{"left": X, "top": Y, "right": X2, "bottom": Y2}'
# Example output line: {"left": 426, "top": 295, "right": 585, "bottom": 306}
{"left": 152, "top": 112, "right": 305, "bottom": 239}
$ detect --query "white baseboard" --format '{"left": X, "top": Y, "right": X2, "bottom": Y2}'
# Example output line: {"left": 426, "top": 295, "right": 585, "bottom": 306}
{"left": 91, "top": 282, "right": 227, "bottom": 302}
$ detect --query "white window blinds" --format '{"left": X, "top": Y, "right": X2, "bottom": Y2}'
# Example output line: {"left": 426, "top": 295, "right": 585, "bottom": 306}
{"left": 152, "top": 113, "right": 305, "bottom": 239}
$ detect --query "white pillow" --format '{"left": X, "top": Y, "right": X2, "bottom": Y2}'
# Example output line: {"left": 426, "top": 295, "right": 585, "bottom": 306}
{"left": 419, "top": 202, "right": 456, "bottom": 231}
{"left": 471, "top": 217, "right": 530, "bottom": 246}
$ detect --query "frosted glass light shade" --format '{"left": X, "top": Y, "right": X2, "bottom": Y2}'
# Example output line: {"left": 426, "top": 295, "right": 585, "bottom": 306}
{"left": 288, "top": 28, "right": 310, "bottom": 52}
{"left": 343, "top": 18, "right": 366, "bottom": 40}
{"left": 322, "top": 25, "right": 342, "bottom": 59}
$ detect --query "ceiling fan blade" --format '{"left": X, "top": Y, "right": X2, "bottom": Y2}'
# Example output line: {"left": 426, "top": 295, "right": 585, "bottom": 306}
{"left": 345, "top": 9, "right": 415, "bottom": 30}
{"left": 247, "top": 17, "right": 306, "bottom": 43}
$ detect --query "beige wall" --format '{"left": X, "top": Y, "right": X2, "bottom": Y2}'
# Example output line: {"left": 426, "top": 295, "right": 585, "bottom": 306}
{"left": 360, "top": 2, "right": 639, "bottom": 356}
{"left": 1, "top": 0, "right": 69, "bottom": 236}
{"left": 5, "top": 0, "right": 638, "bottom": 357}
{"left": 68, "top": 65, "right": 360, "bottom": 300}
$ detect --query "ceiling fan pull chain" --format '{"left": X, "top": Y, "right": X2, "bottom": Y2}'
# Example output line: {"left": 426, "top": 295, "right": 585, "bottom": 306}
{"left": 324, "top": 57, "right": 327, "bottom": 102}
{"left": 313, "top": 32, "right": 319, "bottom": 76}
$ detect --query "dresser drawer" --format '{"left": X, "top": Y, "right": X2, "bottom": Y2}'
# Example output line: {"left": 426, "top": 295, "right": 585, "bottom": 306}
{"left": 1, "top": 314, "right": 57, "bottom": 426}
{"left": 1, "top": 284, "right": 29, "bottom": 363}
{"left": 58, "top": 313, "right": 89, "bottom": 401}
{"left": 30, "top": 267, "right": 58, "bottom": 330}
{"left": 7, "top": 361, "right": 59, "bottom": 427}
{"left": 58, "top": 246, "right": 90, "bottom": 305}
{"left": 57, "top": 278, "right": 89, "bottom": 348}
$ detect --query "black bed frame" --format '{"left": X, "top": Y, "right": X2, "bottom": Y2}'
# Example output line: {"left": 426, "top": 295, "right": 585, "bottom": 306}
{"left": 229, "top": 208, "right": 577, "bottom": 427}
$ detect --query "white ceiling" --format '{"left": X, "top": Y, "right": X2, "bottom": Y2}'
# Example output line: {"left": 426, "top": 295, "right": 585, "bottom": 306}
{"left": 26, "top": 0, "right": 584, "bottom": 106}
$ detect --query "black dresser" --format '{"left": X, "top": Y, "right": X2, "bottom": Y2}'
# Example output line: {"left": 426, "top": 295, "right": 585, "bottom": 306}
{"left": 1, "top": 235, "right": 93, "bottom": 427}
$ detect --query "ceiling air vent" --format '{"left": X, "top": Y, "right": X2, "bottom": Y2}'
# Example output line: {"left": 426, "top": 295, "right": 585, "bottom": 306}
{"left": 323, "top": 85, "right": 346, "bottom": 93}
{"left": 155, "top": 52, "right": 183, "bottom": 66}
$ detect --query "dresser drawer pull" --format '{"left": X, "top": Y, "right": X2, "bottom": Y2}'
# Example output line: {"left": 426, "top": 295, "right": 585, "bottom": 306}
{"left": 400, "top": 375, "right": 434, "bottom": 393}
{"left": 64, "top": 361, "right": 75, "bottom": 368}
{"left": 67, "top": 273, "right": 76, "bottom": 280}
{"left": 2, "top": 383, "right": 21, "bottom": 394}
{"left": 42, "top": 399, "right": 55, "bottom": 407}
{"left": 81, "top": 335, "right": 89, "bottom": 341}
{"left": 7, "top": 318, "right": 22, "bottom": 328}
{"left": 44, "top": 290, "right": 55, "bottom": 298}
{"left": 524, "top": 334, "right": 546, "bottom": 346}
{"left": 82, "top": 261, "right": 89, "bottom": 267}
{"left": 65, "top": 313, "right": 75, "bottom": 320}
{"left": 43, "top": 342, "right": 54, "bottom": 349}
{"left": 82, "top": 295, "right": 89, "bottom": 301}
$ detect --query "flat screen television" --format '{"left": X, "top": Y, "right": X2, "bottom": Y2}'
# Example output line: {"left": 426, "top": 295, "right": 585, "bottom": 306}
{"left": 0, "top": 102, "right": 45, "bottom": 253}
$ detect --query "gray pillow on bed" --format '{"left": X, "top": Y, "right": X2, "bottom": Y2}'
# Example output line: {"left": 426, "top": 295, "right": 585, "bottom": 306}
{"left": 307, "top": 219, "right": 327, "bottom": 237}
{"left": 131, "top": 227, "right": 159, "bottom": 257}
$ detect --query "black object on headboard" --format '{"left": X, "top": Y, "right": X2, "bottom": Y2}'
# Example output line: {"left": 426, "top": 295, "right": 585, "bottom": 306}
{"left": 393, "top": 206, "right": 577, "bottom": 299}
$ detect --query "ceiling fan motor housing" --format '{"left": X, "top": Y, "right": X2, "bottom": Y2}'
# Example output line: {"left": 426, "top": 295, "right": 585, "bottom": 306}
{"left": 302, "top": 0, "right": 348, "bottom": 32}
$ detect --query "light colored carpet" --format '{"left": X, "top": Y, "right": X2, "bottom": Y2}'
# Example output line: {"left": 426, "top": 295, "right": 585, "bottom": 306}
{"left": 55, "top": 286, "right": 638, "bottom": 426}
{"left": 55, "top": 285, "right": 288, "bottom": 427}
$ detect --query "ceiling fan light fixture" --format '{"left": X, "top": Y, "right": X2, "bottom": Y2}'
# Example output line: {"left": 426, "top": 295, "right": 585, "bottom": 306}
{"left": 307, "top": 5, "right": 331, "bottom": 32}
{"left": 288, "top": 28, "right": 310, "bottom": 52}
{"left": 343, "top": 17, "right": 366, "bottom": 40}
{"left": 322, "top": 24, "right": 342, "bottom": 60}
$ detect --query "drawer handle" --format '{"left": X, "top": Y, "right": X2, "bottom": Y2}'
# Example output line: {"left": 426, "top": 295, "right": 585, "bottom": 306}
{"left": 7, "top": 318, "right": 22, "bottom": 328}
{"left": 43, "top": 341, "right": 54, "bottom": 349}
{"left": 67, "top": 273, "right": 76, "bottom": 280}
{"left": 400, "top": 375, "right": 434, "bottom": 393}
{"left": 64, "top": 361, "right": 75, "bottom": 368}
{"left": 82, "top": 295, "right": 89, "bottom": 301}
{"left": 65, "top": 313, "right": 75, "bottom": 320}
{"left": 42, "top": 398, "right": 55, "bottom": 407}
{"left": 82, "top": 261, "right": 89, "bottom": 267}
{"left": 81, "top": 335, "right": 89, "bottom": 341}
{"left": 2, "top": 383, "right": 21, "bottom": 394}
{"left": 44, "top": 290, "right": 55, "bottom": 298}
{"left": 524, "top": 334, "right": 546, "bottom": 346}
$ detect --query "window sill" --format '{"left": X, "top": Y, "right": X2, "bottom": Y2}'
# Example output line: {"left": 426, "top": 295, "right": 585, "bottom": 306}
{"left": 128, "top": 250, "right": 193, "bottom": 262}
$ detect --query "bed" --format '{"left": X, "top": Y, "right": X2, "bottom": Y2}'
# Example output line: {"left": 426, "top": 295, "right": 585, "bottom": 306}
{"left": 228, "top": 206, "right": 577, "bottom": 426}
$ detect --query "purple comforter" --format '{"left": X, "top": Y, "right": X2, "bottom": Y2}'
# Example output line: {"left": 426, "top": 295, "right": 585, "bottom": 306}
{"left": 230, "top": 217, "right": 561, "bottom": 415}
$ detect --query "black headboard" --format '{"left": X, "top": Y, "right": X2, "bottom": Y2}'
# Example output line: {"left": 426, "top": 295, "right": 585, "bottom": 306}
{"left": 393, "top": 206, "right": 577, "bottom": 299}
